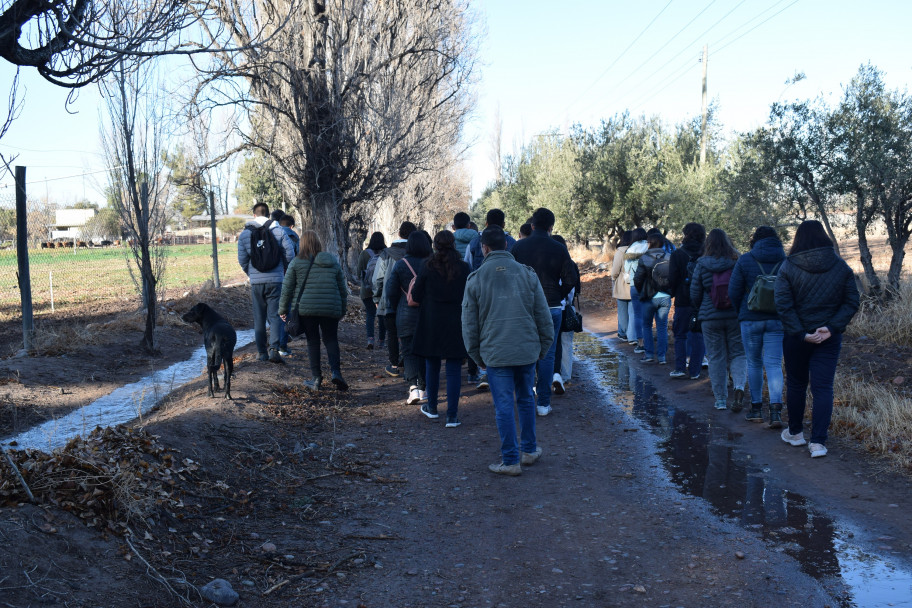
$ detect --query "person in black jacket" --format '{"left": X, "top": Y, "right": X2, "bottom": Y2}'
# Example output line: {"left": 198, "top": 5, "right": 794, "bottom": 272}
{"left": 411, "top": 231, "right": 471, "bottom": 427}
{"left": 774, "top": 220, "right": 859, "bottom": 459}
{"left": 511, "top": 207, "right": 579, "bottom": 417}
{"left": 667, "top": 222, "right": 706, "bottom": 380}
{"left": 385, "top": 231, "right": 432, "bottom": 407}
{"left": 729, "top": 226, "right": 786, "bottom": 426}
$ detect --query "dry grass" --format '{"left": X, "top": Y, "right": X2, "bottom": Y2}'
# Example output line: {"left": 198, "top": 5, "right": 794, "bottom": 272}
{"left": 569, "top": 244, "right": 615, "bottom": 268}
{"left": 833, "top": 375, "right": 912, "bottom": 472}
{"left": 847, "top": 281, "right": 912, "bottom": 347}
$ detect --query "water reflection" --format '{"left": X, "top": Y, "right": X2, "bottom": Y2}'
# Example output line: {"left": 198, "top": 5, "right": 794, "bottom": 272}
{"left": 575, "top": 332, "right": 912, "bottom": 608}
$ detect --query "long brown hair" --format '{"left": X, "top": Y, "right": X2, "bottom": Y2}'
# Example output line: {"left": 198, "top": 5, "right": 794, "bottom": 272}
{"left": 701, "top": 228, "right": 739, "bottom": 260}
{"left": 427, "top": 230, "right": 461, "bottom": 281}
{"left": 297, "top": 230, "right": 322, "bottom": 259}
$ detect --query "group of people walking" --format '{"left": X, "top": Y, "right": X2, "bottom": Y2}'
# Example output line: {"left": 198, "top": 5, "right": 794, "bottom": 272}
{"left": 612, "top": 219, "right": 859, "bottom": 458}
{"left": 359, "top": 207, "right": 580, "bottom": 473}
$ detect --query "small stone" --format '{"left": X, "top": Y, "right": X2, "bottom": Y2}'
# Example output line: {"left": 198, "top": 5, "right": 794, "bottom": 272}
{"left": 260, "top": 542, "right": 277, "bottom": 553}
{"left": 406, "top": 569, "right": 418, "bottom": 576}
{"left": 240, "top": 580, "right": 255, "bottom": 588}
{"left": 200, "top": 579, "right": 239, "bottom": 606}
{"left": 735, "top": 551, "right": 745, "bottom": 559}
{"left": 552, "top": 568, "right": 563, "bottom": 574}
{"left": 893, "top": 376, "right": 905, "bottom": 385}
{"left": 633, "top": 585, "right": 647, "bottom": 593}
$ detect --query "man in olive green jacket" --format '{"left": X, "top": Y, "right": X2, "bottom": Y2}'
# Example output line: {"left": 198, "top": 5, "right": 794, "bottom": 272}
{"left": 462, "top": 227, "right": 554, "bottom": 476}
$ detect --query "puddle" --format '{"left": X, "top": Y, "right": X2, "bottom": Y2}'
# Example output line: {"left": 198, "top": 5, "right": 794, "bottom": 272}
{"left": 2, "top": 329, "right": 255, "bottom": 453}
{"left": 575, "top": 331, "right": 912, "bottom": 608}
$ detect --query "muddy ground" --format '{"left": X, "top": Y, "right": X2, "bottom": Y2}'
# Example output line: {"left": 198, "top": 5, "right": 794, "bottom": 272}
{"left": 0, "top": 281, "right": 910, "bottom": 607}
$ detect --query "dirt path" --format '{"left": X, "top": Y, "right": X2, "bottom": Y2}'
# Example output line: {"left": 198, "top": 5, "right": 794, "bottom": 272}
{"left": 1, "top": 293, "right": 910, "bottom": 607}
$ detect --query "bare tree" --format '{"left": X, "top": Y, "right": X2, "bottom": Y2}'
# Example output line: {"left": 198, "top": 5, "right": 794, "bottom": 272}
{"left": 489, "top": 104, "right": 503, "bottom": 182}
{"left": 100, "top": 58, "right": 169, "bottom": 352}
{"left": 197, "top": 0, "right": 478, "bottom": 275}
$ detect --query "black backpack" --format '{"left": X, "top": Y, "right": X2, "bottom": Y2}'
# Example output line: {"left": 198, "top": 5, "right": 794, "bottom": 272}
{"left": 247, "top": 220, "right": 283, "bottom": 272}
{"left": 650, "top": 253, "right": 672, "bottom": 293}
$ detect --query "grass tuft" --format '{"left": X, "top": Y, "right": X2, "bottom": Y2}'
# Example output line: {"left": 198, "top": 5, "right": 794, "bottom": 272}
{"left": 833, "top": 374, "right": 912, "bottom": 472}
{"left": 847, "top": 281, "right": 912, "bottom": 347}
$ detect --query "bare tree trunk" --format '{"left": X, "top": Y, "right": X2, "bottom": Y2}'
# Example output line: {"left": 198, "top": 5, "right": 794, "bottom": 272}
{"left": 856, "top": 229, "right": 881, "bottom": 295}
{"left": 809, "top": 191, "right": 841, "bottom": 257}
{"left": 886, "top": 237, "right": 907, "bottom": 294}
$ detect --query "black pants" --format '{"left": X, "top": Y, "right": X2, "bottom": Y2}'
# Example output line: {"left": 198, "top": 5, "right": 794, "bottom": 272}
{"left": 384, "top": 314, "right": 400, "bottom": 367}
{"left": 398, "top": 333, "right": 426, "bottom": 390}
{"left": 301, "top": 316, "right": 341, "bottom": 378}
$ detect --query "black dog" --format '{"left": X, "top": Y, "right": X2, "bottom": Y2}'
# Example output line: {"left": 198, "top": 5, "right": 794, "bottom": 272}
{"left": 182, "top": 303, "right": 237, "bottom": 399}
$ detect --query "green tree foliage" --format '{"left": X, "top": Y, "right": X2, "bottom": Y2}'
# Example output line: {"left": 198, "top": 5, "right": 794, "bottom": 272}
{"left": 82, "top": 207, "right": 122, "bottom": 241}
{"left": 217, "top": 216, "right": 246, "bottom": 235}
{"left": 235, "top": 150, "right": 284, "bottom": 213}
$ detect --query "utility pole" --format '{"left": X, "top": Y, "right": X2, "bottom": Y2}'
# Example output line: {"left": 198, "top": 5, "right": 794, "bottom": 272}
{"left": 699, "top": 44, "right": 709, "bottom": 165}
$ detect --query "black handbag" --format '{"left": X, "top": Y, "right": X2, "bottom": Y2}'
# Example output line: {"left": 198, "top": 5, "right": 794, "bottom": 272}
{"left": 562, "top": 294, "right": 584, "bottom": 333}
{"left": 284, "top": 258, "right": 314, "bottom": 338}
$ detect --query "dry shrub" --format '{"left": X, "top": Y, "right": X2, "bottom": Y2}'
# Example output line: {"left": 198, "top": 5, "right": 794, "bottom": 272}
{"left": 847, "top": 280, "right": 912, "bottom": 347}
{"left": 569, "top": 244, "right": 615, "bottom": 268}
{"left": 833, "top": 374, "right": 912, "bottom": 472}
{"left": 30, "top": 323, "right": 103, "bottom": 355}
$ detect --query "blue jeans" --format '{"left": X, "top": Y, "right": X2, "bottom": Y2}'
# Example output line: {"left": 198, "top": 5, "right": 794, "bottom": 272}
{"left": 536, "top": 308, "right": 563, "bottom": 408}
{"left": 672, "top": 305, "right": 704, "bottom": 376}
{"left": 488, "top": 363, "right": 537, "bottom": 465}
{"left": 425, "top": 357, "right": 463, "bottom": 418}
{"left": 616, "top": 299, "right": 631, "bottom": 340}
{"left": 740, "top": 319, "right": 784, "bottom": 404}
{"left": 702, "top": 318, "right": 747, "bottom": 404}
{"left": 250, "top": 282, "right": 282, "bottom": 354}
{"left": 783, "top": 333, "right": 842, "bottom": 445}
{"left": 362, "top": 298, "right": 386, "bottom": 341}
{"left": 628, "top": 285, "right": 642, "bottom": 342}
{"left": 640, "top": 295, "right": 671, "bottom": 361}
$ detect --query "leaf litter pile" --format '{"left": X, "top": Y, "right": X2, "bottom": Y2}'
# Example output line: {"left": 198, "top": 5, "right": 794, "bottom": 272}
{"left": 0, "top": 373, "right": 393, "bottom": 605}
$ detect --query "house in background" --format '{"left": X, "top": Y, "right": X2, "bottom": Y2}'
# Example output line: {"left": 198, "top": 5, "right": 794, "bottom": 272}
{"left": 51, "top": 209, "right": 95, "bottom": 240}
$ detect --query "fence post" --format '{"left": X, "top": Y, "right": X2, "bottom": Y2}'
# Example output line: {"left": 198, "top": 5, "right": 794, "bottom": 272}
{"left": 15, "top": 166, "right": 33, "bottom": 354}
{"left": 209, "top": 190, "right": 220, "bottom": 289}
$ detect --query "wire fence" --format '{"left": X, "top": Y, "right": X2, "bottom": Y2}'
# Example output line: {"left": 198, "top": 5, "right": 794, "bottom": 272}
{"left": 0, "top": 187, "right": 244, "bottom": 326}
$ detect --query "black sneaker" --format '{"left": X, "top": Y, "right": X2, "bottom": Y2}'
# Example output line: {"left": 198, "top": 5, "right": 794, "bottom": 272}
{"left": 385, "top": 364, "right": 401, "bottom": 377}
{"left": 268, "top": 349, "right": 285, "bottom": 364}
{"left": 731, "top": 388, "right": 744, "bottom": 413}
{"left": 445, "top": 416, "right": 461, "bottom": 428}
{"left": 303, "top": 376, "right": 322, "bottom": 391}
{"left": 257, "top": 352, "right": 269, "bottom": 362}
{"left": 420, "top": 404, "right": 439, "bottom": 419}
{"left": 331, "top": 373, "right": 349, "bottom": 391}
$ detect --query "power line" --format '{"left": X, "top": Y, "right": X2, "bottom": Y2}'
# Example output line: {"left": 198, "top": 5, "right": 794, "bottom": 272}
{"left": 560, "top": 0, "right": 674, "bottom": 116}
{"left": 600, "top": 0, "right": 754, "bottom": 115}
{"left": 626, "top": 0, "right": 801, "bottom": 116}
{"left": 0, "top": 165, "right": 123, "bottom": 189}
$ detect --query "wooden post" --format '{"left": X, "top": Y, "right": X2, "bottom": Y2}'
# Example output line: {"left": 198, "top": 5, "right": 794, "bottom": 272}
{"left": 699, "top": 44, "right": 709, "bottom": 165}
{"left": 15, "top": 166, "right": 33, "bottom": 354}
{"left": 209, "top": 191, "right": 220, "bottom": 289}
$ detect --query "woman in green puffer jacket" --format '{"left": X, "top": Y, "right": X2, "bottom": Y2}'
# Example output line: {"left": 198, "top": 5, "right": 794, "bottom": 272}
{"left": 279, "top": 230, "right": 349, "bottom": 391}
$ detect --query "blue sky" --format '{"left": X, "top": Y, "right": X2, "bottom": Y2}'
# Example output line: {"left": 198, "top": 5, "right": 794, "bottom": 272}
{"left": 2, "top": 0, "right": 912, "bottom": 204}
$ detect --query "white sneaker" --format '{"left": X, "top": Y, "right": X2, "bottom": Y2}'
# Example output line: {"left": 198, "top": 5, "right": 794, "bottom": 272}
{"left": 809, "top": 443, "right": 828, "bottom": 458}
{"left": 702, "top": 356, "right": 709, "bottom": 368}
{"left": 551, "top": 373, "right": 565, "bottom": 395}
{"left": 781, "top": 429, "right": 807, "bottom": 446}
{"left": 418, "top": 390, "right": 428, "bottom": 402}
{"left": 406, "top": 386, "right": 421, "bottom": 405}
{"left": 536, "top": 405, "right": 552, "bottom": 416}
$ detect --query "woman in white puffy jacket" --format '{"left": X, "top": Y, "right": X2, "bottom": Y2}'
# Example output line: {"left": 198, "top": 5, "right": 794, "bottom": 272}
{"left": 623, "top": 227, "right": 649, "bottom": 353}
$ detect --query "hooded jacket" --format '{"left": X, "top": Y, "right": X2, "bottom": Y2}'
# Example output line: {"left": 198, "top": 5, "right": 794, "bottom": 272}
{"left": 610, "top": 245, "right": 631, "bottom": 300}
{"left": 461, "top": 250, "right": 554, "bottom": 368}
{"left": 237, "top": 217, "right": 295, "bottom": 284}
{"left": 774, "top": 246, "right": 859, "bottom": 337}
{"left": 689, "top": 255, "right": 739, "bottom": 323}
{"left": 667, "top": 238, "right": 703, "bottom": 306}
{"left": 623, "top": 240, "right": 649, "bottom": 287}
{"left": 728, "top": 236, "right": 786, "bottom": 322}
{"left": 372, "top": 241, "right": 407, "bottom": 314}
{"left": 278, "top": 252, "right": 348, "bottom": 319}
{"left": 452, "top": 228, "right": 479, "bottom": 257}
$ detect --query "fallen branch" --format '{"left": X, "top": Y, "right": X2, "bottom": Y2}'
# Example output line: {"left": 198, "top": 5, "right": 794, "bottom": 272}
{"left": 2, "top": 448, "right": 34, "bottom": 502}
{"left": 125, "top": 537, "right": 193, "bottom": 607}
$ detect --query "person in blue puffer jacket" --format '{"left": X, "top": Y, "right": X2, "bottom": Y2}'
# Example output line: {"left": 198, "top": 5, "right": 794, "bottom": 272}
{"left": 452, "top": 211, "right": 479, "bottom": 258}
{"left": 729, "top": 227, "right": 786, "bottom": 427}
